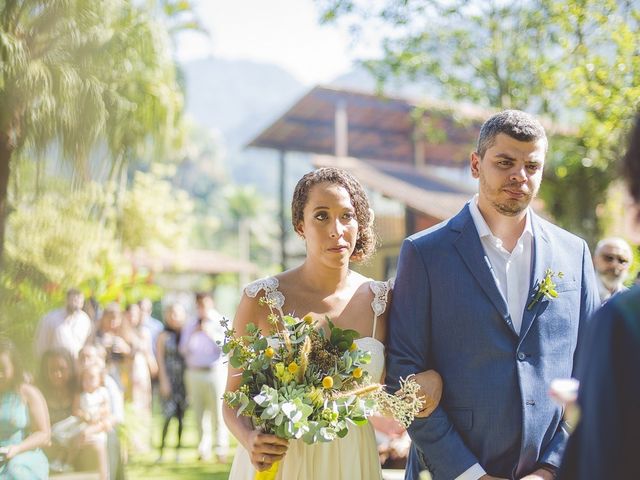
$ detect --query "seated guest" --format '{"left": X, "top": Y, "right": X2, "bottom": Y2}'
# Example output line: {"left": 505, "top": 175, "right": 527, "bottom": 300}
{"left": 0, "top": 338, "right": 50, "bottom": 479}
{"left": 79, "top": 344, "right": 125, "bottom": 480}
{"left": 38, "top": 348, "right": 77, "bottom": 473}
{"left": 50, "top": 363, "right": 111, "bottom": 480}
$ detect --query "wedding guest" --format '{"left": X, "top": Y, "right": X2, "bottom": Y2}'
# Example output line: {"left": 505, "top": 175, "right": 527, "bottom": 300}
{"left": 559, "top": 114, "right": 640, "bottom": 480}
{"left": 38, "top": 348, "right": 77, "bottom": 473}
{"left": 387, "top": 110, "right": 600, "bottom": 479}
{"left": 34, "top": 288, "right": 92, "bottom": 359}
{"left": 139, "top": 298, "right": 163, "bottom": 358}
{"left": 53, "top": 363, "right": 111, "bottom": 480}
{"left": 0, "top": 338, "right": 50, "bottom": 479}
{"left": 225, "top": 167, "right": 442, "bottom": 479}
{"left": 156, "top": 303, "right": 188, "bottom": 463}
{"left": 78, "top": 344, "right": 125, "bottom": 480}
{"left": 593, "top": 236, "right": 632, "bottom": 303}
{"left": 122, "top": 303, "right": 156, "bottom": 453}
{"left": 38, "top": 349, "right": 77, "bottom": 425}
{"left": 180, "top": 292, "right": 229, "bottom": 462}
{"left": 95, "top": 303, "right": 131, "bottom": 390}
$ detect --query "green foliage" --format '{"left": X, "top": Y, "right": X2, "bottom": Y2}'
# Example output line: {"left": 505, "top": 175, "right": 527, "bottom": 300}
{"left": 0, "top": 0, "right": 186, "bottom": 262}
{"left": 318, "top": 0, "right": 640, "bottom": 243}
{"left": 120, "top": 165, "right": 194, "bottom": 253}
{"left": 7, "top": 182, "right": 118, "bottom": 287}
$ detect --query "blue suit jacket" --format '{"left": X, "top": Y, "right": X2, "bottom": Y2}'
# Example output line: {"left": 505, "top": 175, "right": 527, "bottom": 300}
{"left": 385, "top": 204, "right": 599, "bottom": 480}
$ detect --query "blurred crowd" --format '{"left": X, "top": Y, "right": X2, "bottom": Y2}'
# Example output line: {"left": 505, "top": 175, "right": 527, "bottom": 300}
{"left": 1, "top": 289, "right": 230, "bottom": 479}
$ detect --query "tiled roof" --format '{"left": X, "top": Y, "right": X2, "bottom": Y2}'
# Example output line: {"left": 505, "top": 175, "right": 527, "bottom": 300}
{"left": 127, "top": 249, "right": 257, "bottom": 274}
{"left": 313, "top": 155, "right": 474, "bottom": 220}
{"left": 248, "top": 85, "right": 483, "bottom": 168}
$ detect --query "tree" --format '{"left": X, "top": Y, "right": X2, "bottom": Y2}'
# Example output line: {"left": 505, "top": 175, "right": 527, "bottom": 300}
{"left": 0, "top": 0, "right": 184, "bottom": 263}
{"left": 318, "top": 0, "right": 640, "bottom": 243}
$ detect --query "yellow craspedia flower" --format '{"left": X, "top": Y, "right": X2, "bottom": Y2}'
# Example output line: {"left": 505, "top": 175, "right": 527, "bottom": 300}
{"left": 322, "top": 376, "right": 334, "bottom": 389}
{"left": 303, "top": 314, "right": 313, "bottom": 324}
{"left": 352, "top": 367, "right": 363, "bottom": 379}
{"left": 288, "top": 362, "right": 299, "bottom": 374}
{"left": 349, "top": 342, "right": 357, "bottom": 352}
{"left": 264, "top": 347, "right": 275, "bottom": 358}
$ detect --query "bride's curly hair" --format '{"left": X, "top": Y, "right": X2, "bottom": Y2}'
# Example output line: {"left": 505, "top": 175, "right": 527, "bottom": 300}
{"left": 291, "top": 167, "right": 376, "bottom": 262}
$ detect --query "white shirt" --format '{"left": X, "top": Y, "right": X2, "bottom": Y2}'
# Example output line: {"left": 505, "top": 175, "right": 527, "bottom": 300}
{"left": 35, "top": 308, "right": 92, "bottom": 358}
{"left": 469, "top": 195, "right": 533, "bottom": 335}
{"left": 456, "top": 196, "right": 534, "bottom": 480}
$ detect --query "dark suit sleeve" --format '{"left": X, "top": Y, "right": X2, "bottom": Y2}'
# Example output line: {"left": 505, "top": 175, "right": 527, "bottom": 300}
{"left": 539, "top": 239, "right": 600, "bottom": 468}
{"left": 386, "top": 238, "right": 480, "bottom": 479}
{"left": 559, "top": 289, "right": 640, "bottom": 480}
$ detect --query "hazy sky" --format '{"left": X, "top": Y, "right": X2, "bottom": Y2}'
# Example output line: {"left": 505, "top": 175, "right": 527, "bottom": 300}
{"left": 176, "top": 0, "right": 379, "bottom": 85}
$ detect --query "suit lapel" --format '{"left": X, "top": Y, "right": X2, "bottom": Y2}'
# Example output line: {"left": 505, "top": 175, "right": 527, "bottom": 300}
{"left": 452, "top": 206, "right": 515, "bottom": 334}
{"left": 519, "top": 213, "right": 553, "bottom": 339}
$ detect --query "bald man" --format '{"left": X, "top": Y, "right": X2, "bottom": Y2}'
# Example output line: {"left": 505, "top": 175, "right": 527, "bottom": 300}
{"left": 593, "top": 237, "right": 633, "bottom": 303}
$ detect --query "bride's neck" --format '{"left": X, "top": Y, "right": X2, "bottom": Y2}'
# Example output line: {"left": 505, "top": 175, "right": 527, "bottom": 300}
{"left": 298, "top": 261, "right": 350, "bottom": 294}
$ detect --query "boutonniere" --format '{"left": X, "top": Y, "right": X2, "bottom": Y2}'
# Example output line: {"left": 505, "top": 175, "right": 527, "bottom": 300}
{"left": 527, "top": 268, "right": 564, "bottom": 310}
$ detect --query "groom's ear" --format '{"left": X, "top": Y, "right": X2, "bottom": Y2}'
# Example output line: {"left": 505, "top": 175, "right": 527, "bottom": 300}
{"left": 295, "top": 222, "right": 305, "bottom": 238}
{"left": 470, "top": 151, "right": 481, "bottom": 178}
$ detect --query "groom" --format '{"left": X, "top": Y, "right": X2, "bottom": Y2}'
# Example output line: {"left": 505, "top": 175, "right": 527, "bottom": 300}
{"left": 386, "top": 110, "right": 599, "bottom": 480}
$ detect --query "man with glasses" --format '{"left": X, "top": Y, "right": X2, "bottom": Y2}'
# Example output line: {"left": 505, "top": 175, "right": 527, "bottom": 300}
{"left": 593, "top": 237, "right": 633, "bottom": 303}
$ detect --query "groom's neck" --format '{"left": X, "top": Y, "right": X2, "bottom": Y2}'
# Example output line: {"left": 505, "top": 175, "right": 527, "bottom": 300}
{"left": 477, "top": 200, "right": 528, "bottom": 252}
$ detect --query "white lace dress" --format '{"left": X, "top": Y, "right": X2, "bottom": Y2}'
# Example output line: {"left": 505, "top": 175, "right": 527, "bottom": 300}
{"left": 228, "top": 277, "right": 390, "bottom": 480}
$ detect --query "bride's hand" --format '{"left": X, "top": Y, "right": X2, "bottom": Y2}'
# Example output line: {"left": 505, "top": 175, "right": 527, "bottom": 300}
{"left": 246, "top": 430, "right": 289, "bottom": 471}
{"left": 414, "top": 369, "right": 443, "bottom": 418}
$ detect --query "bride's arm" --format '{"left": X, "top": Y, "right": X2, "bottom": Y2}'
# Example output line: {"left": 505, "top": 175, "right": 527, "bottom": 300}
{"left": 223, "top": 293, "right": 289, "bottom": 471}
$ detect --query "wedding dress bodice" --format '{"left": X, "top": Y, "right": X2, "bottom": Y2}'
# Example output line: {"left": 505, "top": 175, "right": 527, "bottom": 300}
{"left": 245, "top": 276, "right": 390, "bottom": 382}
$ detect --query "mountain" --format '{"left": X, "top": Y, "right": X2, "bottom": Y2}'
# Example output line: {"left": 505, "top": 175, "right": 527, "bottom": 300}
{"left": 180, "top": 56, "right": 312, "bottom": 193}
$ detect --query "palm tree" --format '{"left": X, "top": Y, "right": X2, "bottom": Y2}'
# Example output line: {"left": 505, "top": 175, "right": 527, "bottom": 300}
{"left": 0, "top": 0, "right": 184, "bottom": 264}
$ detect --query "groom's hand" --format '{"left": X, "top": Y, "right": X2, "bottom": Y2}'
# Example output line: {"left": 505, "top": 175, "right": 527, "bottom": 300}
{"left": 480, "top": 476, "right": 508, "bottom": 480}
{"left": 413, "top": 369, "right": 443, "bottom": 418}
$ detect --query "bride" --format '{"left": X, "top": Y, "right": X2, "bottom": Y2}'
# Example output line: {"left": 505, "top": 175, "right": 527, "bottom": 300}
{"left": 224, "top": 167, "right": 442, "bottom": 479}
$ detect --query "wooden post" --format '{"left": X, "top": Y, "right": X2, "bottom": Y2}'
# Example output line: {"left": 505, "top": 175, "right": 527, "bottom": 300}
{"left": 279, "top": 149, "right": 287, "bottom": 271}
{"left": 335, "top": 100, "right": 348, "bottom": 158}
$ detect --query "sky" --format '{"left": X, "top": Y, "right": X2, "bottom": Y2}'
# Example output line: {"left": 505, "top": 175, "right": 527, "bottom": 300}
{"left": 175, "top": 0, "right": 379, "bottom": 86}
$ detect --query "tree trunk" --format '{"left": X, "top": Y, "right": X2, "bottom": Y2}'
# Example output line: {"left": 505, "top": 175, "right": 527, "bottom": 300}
{"left": 0, "top": 136, "right": 13, "bottom": 267}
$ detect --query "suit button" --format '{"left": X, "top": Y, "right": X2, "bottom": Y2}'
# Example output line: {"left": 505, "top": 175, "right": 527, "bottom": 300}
{"left": 517, "top": 352, "right": 526, "bottom": 361}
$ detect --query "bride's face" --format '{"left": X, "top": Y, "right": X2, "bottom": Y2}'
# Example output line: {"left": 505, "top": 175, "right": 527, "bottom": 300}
{"left": 297, "top": 182, "right": 358, "bottom": 268}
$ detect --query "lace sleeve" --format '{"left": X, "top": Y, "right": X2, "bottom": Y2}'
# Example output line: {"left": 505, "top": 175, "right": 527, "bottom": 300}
{"left": 369, "top": 280, "right": 392, "bottom": 317}
{"left": 244, "top": 277, "right": 285, "bottom": 316}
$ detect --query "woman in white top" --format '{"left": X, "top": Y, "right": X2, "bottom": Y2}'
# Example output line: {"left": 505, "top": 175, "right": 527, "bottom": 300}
{"left": 225, "top": 167, "right": 442, "bottom": 479}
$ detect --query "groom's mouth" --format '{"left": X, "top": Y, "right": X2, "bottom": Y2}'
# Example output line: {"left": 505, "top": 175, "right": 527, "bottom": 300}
{"left": 503, "top": 188, "right": 528, "bottom": 199}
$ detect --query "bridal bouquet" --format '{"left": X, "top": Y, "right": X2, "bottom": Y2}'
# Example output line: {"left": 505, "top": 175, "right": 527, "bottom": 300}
{"left": 222, "top": 297, "right": 424, "bottom": 479}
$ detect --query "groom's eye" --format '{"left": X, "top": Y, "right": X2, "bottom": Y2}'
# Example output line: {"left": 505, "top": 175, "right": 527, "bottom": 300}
{"left": 314, "top": 212, "right": 328, "bottom": 221}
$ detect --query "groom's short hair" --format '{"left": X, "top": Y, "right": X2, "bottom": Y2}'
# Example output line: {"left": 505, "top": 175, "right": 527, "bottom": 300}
{"left": 476, "top": 110, "right": 547, "bottom": 158}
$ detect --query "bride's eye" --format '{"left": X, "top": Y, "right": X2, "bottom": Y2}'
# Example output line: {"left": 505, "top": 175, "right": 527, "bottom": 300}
{"left": 342, "top": 211, "right": 355, "bottom": 221}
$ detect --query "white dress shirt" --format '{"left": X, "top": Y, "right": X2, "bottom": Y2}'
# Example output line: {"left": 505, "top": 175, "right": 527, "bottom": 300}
{"left": 456, "top": 196, "right": 534, "bottom": 480}
{"left": 469, "top": 195, "right": 533, "bottom": 334}
{"left": 35, "top": 307, "right": 92, "bottom": 358}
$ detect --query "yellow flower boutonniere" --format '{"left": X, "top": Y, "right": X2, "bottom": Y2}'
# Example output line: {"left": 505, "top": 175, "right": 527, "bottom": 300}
{"left": 527, "top": 268, "right": 564, "bottom": 310}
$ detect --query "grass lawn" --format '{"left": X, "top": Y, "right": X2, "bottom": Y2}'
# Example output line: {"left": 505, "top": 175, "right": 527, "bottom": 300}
{"left": 126, "top": 406, "right": 232, "bottom": 480}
